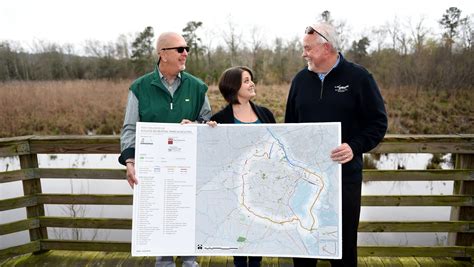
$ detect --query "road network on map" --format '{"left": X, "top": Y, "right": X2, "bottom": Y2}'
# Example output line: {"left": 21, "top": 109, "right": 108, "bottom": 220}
{"left": 195, "top": 123, "right": 341, "bottom": 258}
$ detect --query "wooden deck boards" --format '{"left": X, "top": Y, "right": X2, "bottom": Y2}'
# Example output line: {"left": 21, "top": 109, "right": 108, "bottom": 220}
{"left": 1, "top": 251, "right": 472, "bottom": 267}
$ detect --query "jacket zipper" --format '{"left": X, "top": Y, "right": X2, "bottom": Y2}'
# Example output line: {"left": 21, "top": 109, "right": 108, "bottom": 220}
{"left": 320, "top": 79, "right": 324, "bottom": 100}
{"left": 170, "top": 79, "right": 183, "bottom": 111}
{"left": 169, "top": 86, "right": 174, "bottom": 111}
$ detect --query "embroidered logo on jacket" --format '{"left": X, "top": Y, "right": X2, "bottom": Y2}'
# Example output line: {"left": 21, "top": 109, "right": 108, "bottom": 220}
{"left": 334, "top": 85, "right": 349, "bottom": 93}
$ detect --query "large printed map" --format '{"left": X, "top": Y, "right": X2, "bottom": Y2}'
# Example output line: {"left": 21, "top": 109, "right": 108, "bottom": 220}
{"left": 196, "top": 123, "right": 341, "bottom": 258}
{"left": 132, "top": 122, "right": 341, "bottom": 259}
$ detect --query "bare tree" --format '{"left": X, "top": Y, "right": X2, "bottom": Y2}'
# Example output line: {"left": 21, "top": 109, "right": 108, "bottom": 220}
{"left": 202, "top": 27, "right": 217, "bottom": 83}
{"left": 396, "top": 30, "right": 409, "bottom": 55}
{"left": 458, "top": 15, "right": 473, "bottom": 49}
{"left": 385, "top": 17, "right": 401, "bottom": 50}
{"left": 51, "top": 179, "right": 100, "bottom": 241}
{"left": 116, "top": 34, "right": 131, "bottom": 59}
{"left": 409, "top": 17, "right": 430, "bottom": 54}
{"left": 84, "top": 40, "right": 106, "bottom": 57}
{"left": 371, "top": 26, "right": 388, "bottom": 52}
{"left": 222, "top": 17, "right": 242, "bottom": 66}
{"left": 249, "top": 26, "right": 266, "bottom": 79}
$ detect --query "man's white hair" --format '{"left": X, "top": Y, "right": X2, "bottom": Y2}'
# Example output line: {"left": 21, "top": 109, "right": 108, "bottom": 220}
{"left": 310, "top": 22, "right": 340, "bottom": 52}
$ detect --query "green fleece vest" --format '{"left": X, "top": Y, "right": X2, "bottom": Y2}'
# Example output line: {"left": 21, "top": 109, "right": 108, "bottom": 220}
{"left": 130, "top": 67, "right": 207, "bottom": 123}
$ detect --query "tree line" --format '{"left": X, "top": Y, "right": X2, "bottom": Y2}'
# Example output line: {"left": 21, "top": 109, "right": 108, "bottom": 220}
{"left": 0, "top": 8, "right": 472, "bottom": 90}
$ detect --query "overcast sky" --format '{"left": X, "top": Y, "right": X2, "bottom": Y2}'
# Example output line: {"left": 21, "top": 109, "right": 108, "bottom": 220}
{"left": 1, "top": 0, "right": 472, "bottom": 50}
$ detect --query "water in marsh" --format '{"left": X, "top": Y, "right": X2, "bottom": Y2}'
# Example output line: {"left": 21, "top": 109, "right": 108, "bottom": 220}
{"left": 0, "top": 153, "right": 453, "bottom": 249}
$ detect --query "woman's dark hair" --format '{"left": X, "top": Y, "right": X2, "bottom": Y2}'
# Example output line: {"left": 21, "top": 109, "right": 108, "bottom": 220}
{"left": 218, "top": 66, "right": 254, "bottom": 104}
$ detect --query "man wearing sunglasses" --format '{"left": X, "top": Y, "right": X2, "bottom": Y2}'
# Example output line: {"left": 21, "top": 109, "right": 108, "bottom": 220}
{"left": 285, "top": 22, "right": 387, "bottom": 266}
{"left": 119, "top": 32, "right": 211, "bottom": 267}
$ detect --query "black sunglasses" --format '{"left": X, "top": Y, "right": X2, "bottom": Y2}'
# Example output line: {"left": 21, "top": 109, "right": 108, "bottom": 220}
{"left": 161, "top": 46, "right": 190, "bottom": 53}
{"left": 305, "top": 26, "right": 329, "bottom": 43}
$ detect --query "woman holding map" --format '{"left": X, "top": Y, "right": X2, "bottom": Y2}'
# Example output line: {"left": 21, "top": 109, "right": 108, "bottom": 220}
{"left": 210, "top": 66, "right": 276, "bottom": 267}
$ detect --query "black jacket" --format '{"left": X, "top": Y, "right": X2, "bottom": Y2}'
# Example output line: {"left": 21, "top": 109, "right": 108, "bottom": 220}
{"left": 285, "top": 54, "right": 387, "bottom": 183}
{"left": 211, "top": 101, "right": 276, "bottom": 124}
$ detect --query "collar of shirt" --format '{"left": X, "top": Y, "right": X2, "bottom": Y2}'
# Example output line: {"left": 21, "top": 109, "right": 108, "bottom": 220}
{"left": 158, "top": 70, "right": 181, "bottom": 96}
{"left": 159, "top": 70, "right": 181, "bottom": 86}
{"left": 318, "top": 55, "right": 340, "bottom": 81}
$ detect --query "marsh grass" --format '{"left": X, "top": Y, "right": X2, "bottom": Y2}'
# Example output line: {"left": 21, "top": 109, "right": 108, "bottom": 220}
{"left": 0, "top": 80, "right": 472, "bottom": 137}
{"left": 0, "top": 80, "right": 128, "bottom": 137}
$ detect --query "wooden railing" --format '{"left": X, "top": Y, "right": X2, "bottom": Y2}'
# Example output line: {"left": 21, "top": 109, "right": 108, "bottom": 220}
{"left": 0, "top": 135, "right": 473, "bottom": 263}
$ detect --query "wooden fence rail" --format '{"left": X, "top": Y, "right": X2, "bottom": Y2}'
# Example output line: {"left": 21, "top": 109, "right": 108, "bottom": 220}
{"left": 0, "top": 134, "right": 473, "bottom": 266}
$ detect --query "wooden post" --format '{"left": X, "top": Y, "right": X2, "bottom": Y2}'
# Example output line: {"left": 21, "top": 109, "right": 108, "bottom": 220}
{"left": 20, "top": 153, "right": 48, "bottom": 248}
{"left": 448, "top": 154, "right": 474, "bottom": 249}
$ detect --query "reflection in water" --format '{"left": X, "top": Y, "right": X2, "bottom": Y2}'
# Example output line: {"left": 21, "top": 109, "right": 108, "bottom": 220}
{"left": 360, "top": 153, "right": 453, "bottom": 246}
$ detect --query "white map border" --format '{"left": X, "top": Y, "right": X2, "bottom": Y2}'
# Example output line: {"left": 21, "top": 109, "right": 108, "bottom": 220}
{"left": 132, "top": 122, "right": 341, "bottom": 259}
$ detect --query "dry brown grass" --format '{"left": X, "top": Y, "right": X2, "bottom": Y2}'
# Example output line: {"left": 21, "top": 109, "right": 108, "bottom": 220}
{"left": 0, "top": 80, "right": 472, "bottom": 138}
{"left": 383, "top": 87, "right": 474, "bottom": 134}
{"left": 0, "top": 80, "right": 129, "bottom": 137}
